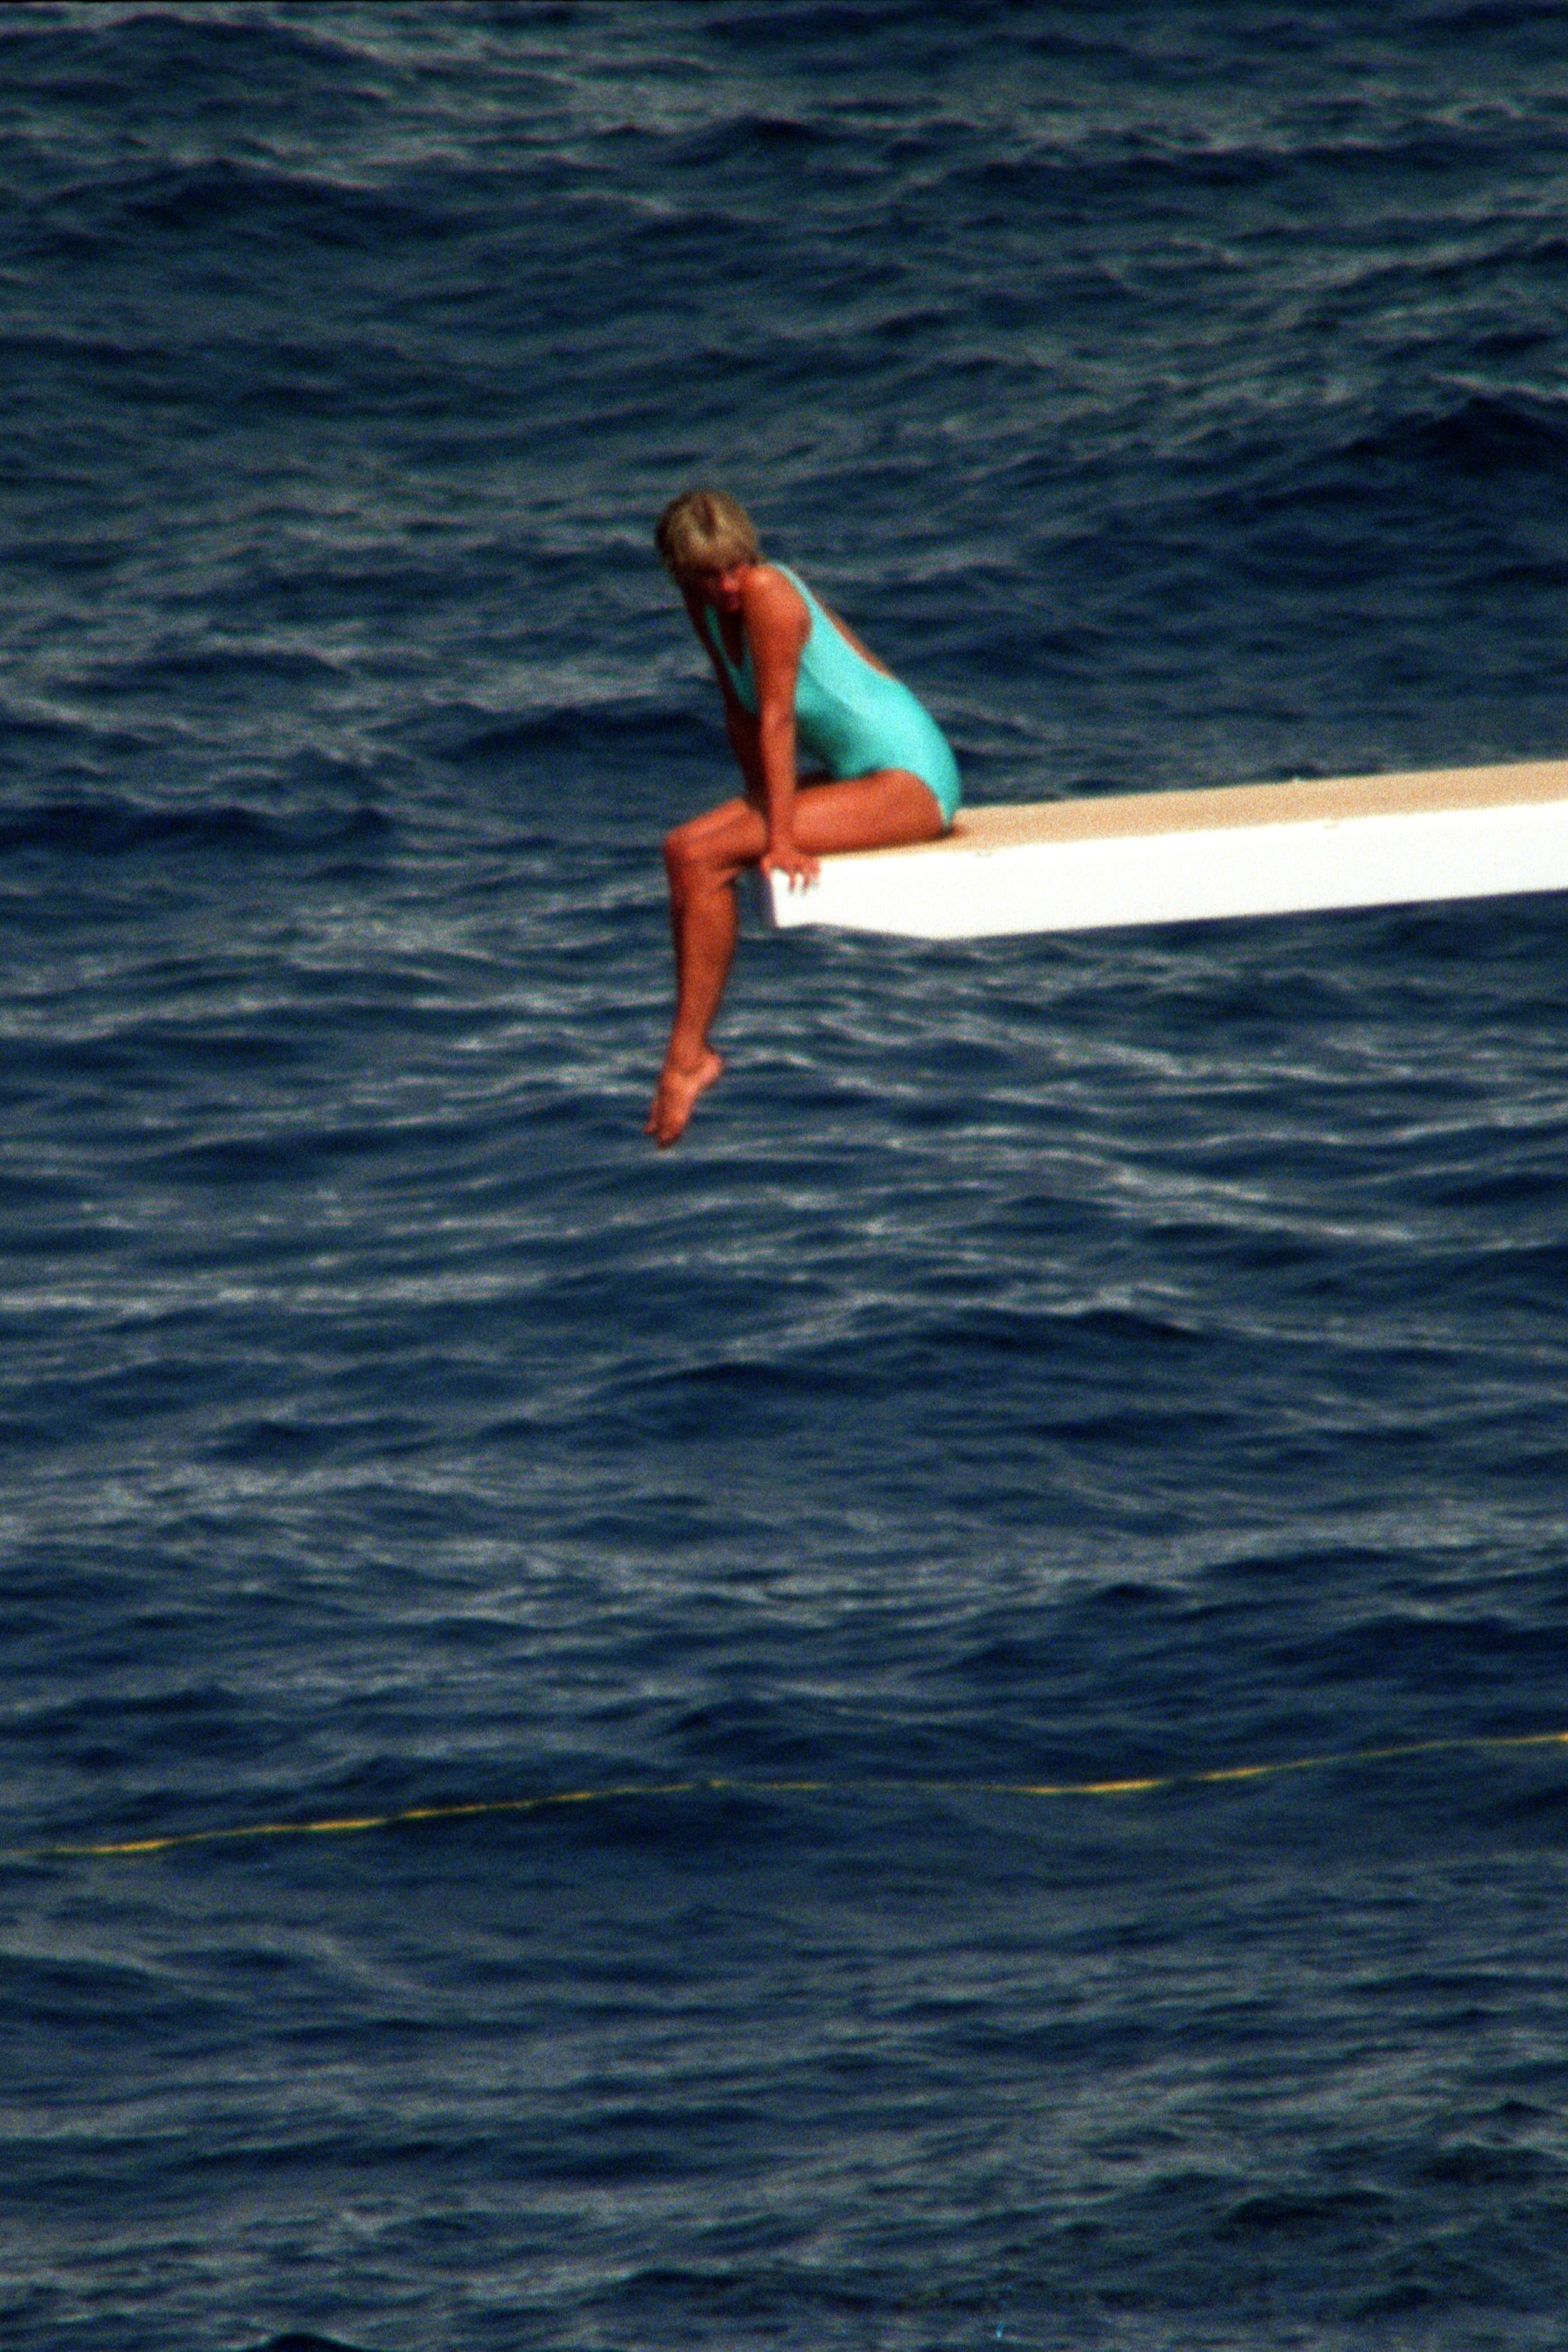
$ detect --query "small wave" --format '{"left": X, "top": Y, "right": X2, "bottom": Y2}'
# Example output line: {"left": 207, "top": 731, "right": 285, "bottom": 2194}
{"left": 0, "top": 706, "right": 130, "bottom": 747}
{"left": 1419, "top": 1157, "right": 1568, "bottom": 1210}
{"left": 250, "top": 2336, "right": 374, "bottom": 2352}
{"left": 1417, "top": 0, "right": 1567, "bottom": 26}
{"left": 1270, "top": 1610, "right": 1548, "bottom": 1685}
{"left": 159, "top": 1121, "right": 406, "bottom": 1183}
{"left": 1417, "top": 2143, "right": 1557, "bottom": 2186}
{"left": 437, "top": 698, "right": 696, "bottom": 768}
{"left": 580, "top": 1300, "right": 1212, "bottom": 1446}
{"left": 700, "top": 9, "right": 910, "bottom": 55}
{"left": 1197, "top": 393, "right": 1568, "bottom": 539}
{"left": 1344, "top": 393, "right": 1568, "bottom": 477}
{"left": 677, "top": 111, "right": 827, "bottom": 159}
{"left": 89, "top": 645, "right": 343, "bottom": 692}
{"left": 0, "top": 1, "right": 379, "bottom": 216}
{"left": 1474, "top": 555, "right": 1568, "bottom": 591}
{"left": 1214, "top": 2188, "right": 1395, "bottom": 2244}
{"left": 49, "top": 157, "right": 448, "bottom": 253}
{"left": 964, "top": 142, "right": 1284, "bottom": 202}
{"left": 1496, "top": 1780, "right": 1568, "bottom": 1826}
{"left": 207, "top": 1419, "right": 338, "bottom": 1467}
{"left": 0, "top": 797, "right": 389, "bottom": 857}
{"left": 0, "top": 4, "right": 365, "bottom": 88}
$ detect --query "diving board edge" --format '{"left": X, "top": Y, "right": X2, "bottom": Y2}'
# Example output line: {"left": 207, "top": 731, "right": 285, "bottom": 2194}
{"left": 759, "top": 758, "right": 1568, "bottom": 940}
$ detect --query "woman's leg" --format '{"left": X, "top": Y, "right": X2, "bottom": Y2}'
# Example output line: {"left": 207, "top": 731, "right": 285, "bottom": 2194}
{"left": 647, "top": 795, "right": 765, "bottom": 1144}
{"left": 649, "top": 771, "right": 945, "bottom": 1145}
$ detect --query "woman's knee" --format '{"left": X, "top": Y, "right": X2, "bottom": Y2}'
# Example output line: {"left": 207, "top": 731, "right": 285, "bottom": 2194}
{"left": 664, "top": 822, "right": 718, "bottom": 897}
{"left": 665, "top": 809, "right": 758, "bottom": 892}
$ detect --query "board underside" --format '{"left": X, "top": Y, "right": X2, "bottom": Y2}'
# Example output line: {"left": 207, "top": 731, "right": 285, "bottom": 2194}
{"left": 758, "top": 758, "right": 1568, "bottom": 940}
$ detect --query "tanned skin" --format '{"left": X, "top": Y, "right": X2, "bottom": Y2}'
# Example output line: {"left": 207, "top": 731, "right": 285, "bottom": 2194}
{"left": 649, "top": 561, "right": 945, "bottom": 1146}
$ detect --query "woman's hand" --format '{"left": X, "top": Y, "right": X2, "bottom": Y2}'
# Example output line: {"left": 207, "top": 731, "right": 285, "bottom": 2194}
{"left": 686, "top": 563, "right": 819, "bottom": 886}
{"left": 760, "top": 835, "right": 821, "bottom": 889}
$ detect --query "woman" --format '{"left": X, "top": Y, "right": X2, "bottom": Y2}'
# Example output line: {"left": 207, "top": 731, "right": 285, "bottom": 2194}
{"left": 649, "top": 488, "right": 962, "bottom": 1146}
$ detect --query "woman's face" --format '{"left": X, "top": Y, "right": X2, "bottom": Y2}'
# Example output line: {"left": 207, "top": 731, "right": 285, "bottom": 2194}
{"left": 685, "top": 561, "right": 749, "bottom": 613}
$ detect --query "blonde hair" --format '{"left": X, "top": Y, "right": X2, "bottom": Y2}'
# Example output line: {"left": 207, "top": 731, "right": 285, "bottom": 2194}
{"left": 654, "top": 487, "right": 761, "bottom": 579}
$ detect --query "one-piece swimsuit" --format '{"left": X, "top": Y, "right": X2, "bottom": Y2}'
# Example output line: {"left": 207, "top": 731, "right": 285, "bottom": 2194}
{"left": 702, "top": 565, "right": 961, "bottom": 824}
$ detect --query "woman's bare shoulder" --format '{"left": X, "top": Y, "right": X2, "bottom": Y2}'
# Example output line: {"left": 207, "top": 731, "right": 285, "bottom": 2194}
{"left": 741, "top": 563, "right": 809, "bottom": 638}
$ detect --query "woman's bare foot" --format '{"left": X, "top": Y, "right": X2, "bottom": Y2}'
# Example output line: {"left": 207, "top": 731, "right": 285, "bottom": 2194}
{"left": 645, "top": 1046, "right": 725, "bottom": 1147}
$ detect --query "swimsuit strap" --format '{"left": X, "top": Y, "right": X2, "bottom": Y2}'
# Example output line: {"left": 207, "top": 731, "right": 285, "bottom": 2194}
{"left": 702, "top": 602, "right": 753, "bottom": 703}
{"left": 700, "top": 566, "right": 831, "bottom": 713}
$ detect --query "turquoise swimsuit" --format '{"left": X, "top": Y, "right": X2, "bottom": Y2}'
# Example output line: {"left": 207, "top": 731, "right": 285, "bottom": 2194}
{"left": 702, "top": 565, "right": 962, "bottom": 824}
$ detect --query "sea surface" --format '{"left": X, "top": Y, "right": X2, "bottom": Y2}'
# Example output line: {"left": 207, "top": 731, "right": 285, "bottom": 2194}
{"left": 4, "top": 4, "right": 1568, "bottom": 2347}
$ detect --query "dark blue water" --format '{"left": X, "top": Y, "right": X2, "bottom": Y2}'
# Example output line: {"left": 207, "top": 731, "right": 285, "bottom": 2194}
{"left": 5, "top": 4, "right": 1568, "bottom": 2346}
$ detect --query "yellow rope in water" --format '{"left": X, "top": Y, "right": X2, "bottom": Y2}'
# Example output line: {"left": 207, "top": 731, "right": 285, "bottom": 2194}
{"left": 11, "top": 1727, "right": 1568, "bottom": 1865}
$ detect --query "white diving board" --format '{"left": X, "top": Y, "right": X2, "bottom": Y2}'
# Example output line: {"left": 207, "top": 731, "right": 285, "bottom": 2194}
{"left": 758, "top": 758, "right": 1568, "bottom": 940}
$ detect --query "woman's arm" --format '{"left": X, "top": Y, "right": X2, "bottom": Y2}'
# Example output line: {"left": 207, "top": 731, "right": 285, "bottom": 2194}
{"left": 682, "top": 582, "right": 766, "bottom": 795}
{"left": 722, "top": 700, "right": 766, "bottom": 797}
{"left": 741, "top": 567, "right": 814, "bottom": 883}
